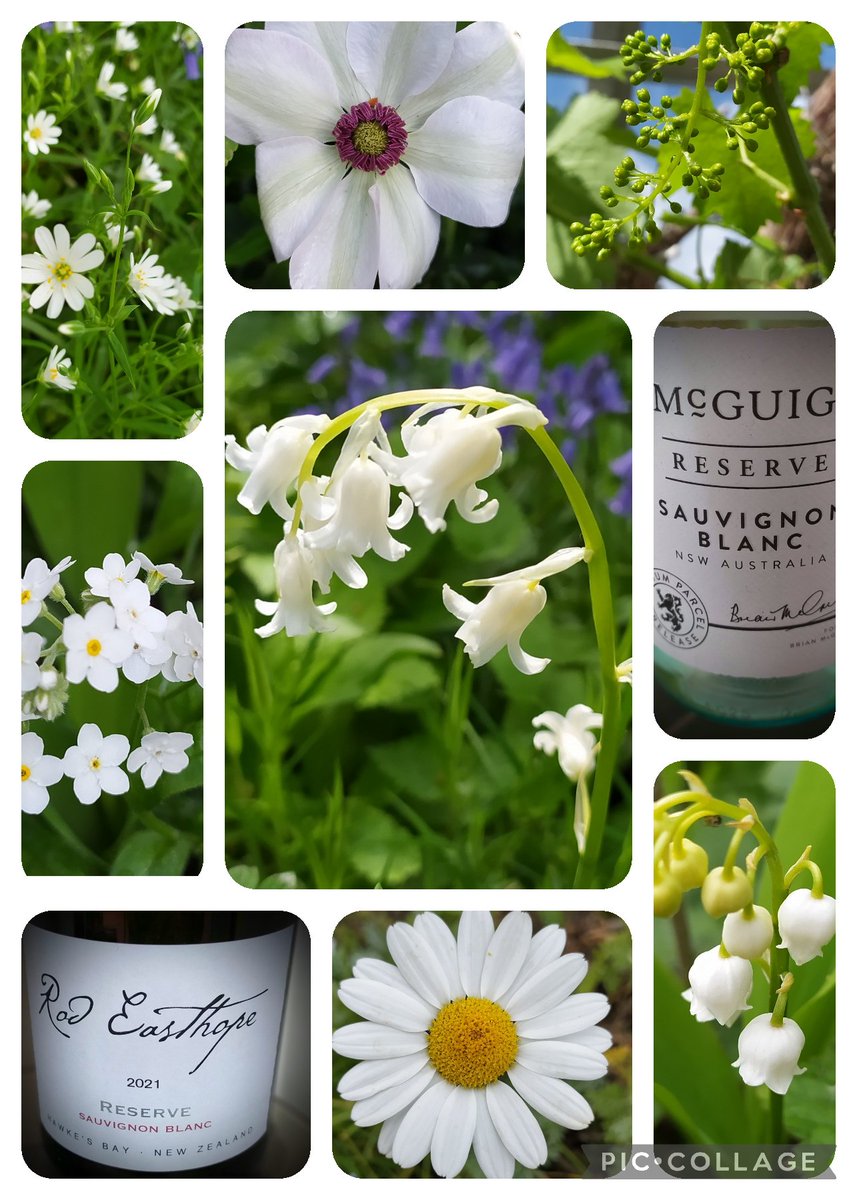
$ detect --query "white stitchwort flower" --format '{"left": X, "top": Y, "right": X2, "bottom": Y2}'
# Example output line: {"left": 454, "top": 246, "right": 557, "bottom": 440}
{"left": 225, "top": 22, "right": 524, "bottom": 287}
{"left": 96, "top": 61, "right": 128, "bottom": 101}
{"left": 135, "top": 115, "right": 158, "bottom": 136}
{"left": 225, "top": 414, "right": 331, "bottom": 519}
{"left": 374, "top": 393, "right": 546, "bottom": 533}
{"left": 163, "top": 602, "right": 204, "bottom": 686}
{"left": 105, "top": 221, "right": 134, "bottom": 249}
{"left": 255, "top": 534, "right": 337, "bottom": 638}
{"left": 733, "top": 1014, "right": 806, "bottom": 1095}
{"left": 532, "top": 705, "right": 602, "bottom": 782}
{"left": 109, "top": 579, "right": 168, "bottom": 648}
{"left": 722, "top": 904, "right": 774, "bottom": 960}
{"left": 136, "top": 152, "right": 172, "bottom": 193}
{"left": 168, "top": 276, "right": 198, "bottom": 312}
{"left": 128, "top": 731, "right": 194, "bottom": 788}
{"left": 21, "top": 732, "right": 64, "bottom": 815}
{"left": 22, "top": 632, "right": 45, "bottom": 693}
{"left": 115, "top": 25, "right": 139, "bottom": 53}
{"left": 128, "top": 250, "right": 178, "bottom": 315}
{"left": 40, "top": 345, "right": 76, "bottom": 391}
{"left": 443, "top": 547, "right": 589, "bottom": 675}
{"left": 62, "top": 723, "right": 130, "bottom": 804}
{"left": 21, "top": 555, "right": 75, "bottom": 626}
{"left": 134, "top": 551, "right": 194, "bottom": 588}
{"left": 63, "top": 602, "right": 134, "bottom": 692}
{"left": 22, "top": 225, "right": 105, "bottom": 319}
{"left": 334, "top": 911, "right": 611, "bottom": 1178}
{"left": 84, "top": 552, "right": 141, "bottom": 597}
{"left": 776, "top": 889, "right": 836, "bottom": 966}
{"left": 24, "top": 110, "right": 62, "bottom": 155}
{"left": 23, "top": 190, "right": 52, "bottom": 219}
{"left": 682, "top": 945, "right": 752, "bottom": 1028}
{"left": 160, "top": 128, "right": 184, "bottom": 159}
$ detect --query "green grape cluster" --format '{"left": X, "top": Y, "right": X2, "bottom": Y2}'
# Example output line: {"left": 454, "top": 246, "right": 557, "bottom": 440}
{"left": 619, "top": 29, "right": 674, "bottom": 85}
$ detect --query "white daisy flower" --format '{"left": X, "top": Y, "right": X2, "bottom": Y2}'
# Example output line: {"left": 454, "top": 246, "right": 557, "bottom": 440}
{"left": 21, "top": 224, "right": 104, "bottom": 319}
{"left": 96, "top": 61, "right": 128, "bottom": 101}
{"left": 128, "top": 250, "right": 179, "bottom": 314}
{"left": 63, "top": 602, "right": 135, "bottom": 693}
{"left": 39, "top": 345, "right": 76, "bottom": 391}
{"left": 22, "top": 190, "right": 52, "bottom": 219}
{"left": 62, "top": 723, "right": 130, "bottom": 805}
{"left": 128, "top": 730, "right": 194, "bottom": 788}
{"left": 334, "top": 911, "right": 611, "bottom": 1178}
{"left": 21, "top": 732, "right": 64, "bottom": 815}
{"left": 24, "top": 110, "right": 62, "bottom": 155}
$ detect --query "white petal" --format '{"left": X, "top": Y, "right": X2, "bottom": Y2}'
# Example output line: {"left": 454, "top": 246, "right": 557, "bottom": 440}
{"left": 333, "top": 1021, "right": 427, "bottom": 1060}
{"left": 338, "top": 978, "right": 434, "bottom": 1031}
{"left": 371, "top": 170, "right": 440, "bottom": 288}
{"left": 562, "top": 1026, "right": 613, "bottom": 1053}
{"left": 77, "top": 723, "right": 103, "bottom": 754}
{"left": 377, "top": 1109, "right": 406, "bottom": 1157}
{"left": 345, "top": 22, "right": 456, "bottom": 108}
{"left": 414, "top": 913, "right": 462, "bottom": 1000}
{"left": 350, "top": 1062, "right": 436, "bottom": 1127}
{"left": 390, "top": 1079, "right": 453, "bottom": 1168}
{"left": 472, "top": 1088, "right": 516, "bottom": 1178}
{"left": 503, "top": 954, "right": 589, "bottom": 1022}
{"left": 516, "top": 991, "right": 608, "bottom": 1039}
{"left": 507, "top": 1063, "right": 594, "bottom": 1130}
{"left": 256, "top": 137, "right": 342, "bottom": 263}
{"left": 30, "top": 755, "right": 64, "bottom": 787}
{"left": 407, "top": 96, "right": 524, "bottom": 226}
{"left": 264, "top": 22, "right": 365, "bottom": 107}
{"left": 387, "top": 921, "right": 454, "bottom": 1008}
{"left": 34, "top": 225, "right": 58, "bottom": 258}
{"left": 431, "top": 1085, "right": 477, "bottom": 1178}
{"left": 515, "top": 1039, "right": 607, "bottom": 1080}
{"left": 225, "top": 29, "right": 340, "bottom": 144}
{"left": 401, "top": 22, "right": 525, "bottom": 128}
{"left": 442, "top": 584, "right": 477, "bottom": 621}
{"left": 457, "top": 910, "right": 495, "bottom": 996}
{"left": 73, "top": 772, "right": 101, "bottom": 805}
{"left": 496, "top": 925, "right": 567, "bottom": 1006}
{"left": 480, "top": 911, "right": 532, "bottom": 1000}
{"left": 485, "top": 1080, "right": 547, "bottom": 1169}
{"left": 98, "top": 766, "right": 129, "bottom": 796}
{"left": 289, "top": 172, "right": 379, "bottom": 289}
{"left": 352, "top": 957, "right": 426, "bottom": 1001}
{"left": 100, "top": 733, "right": 130, "bottom": 765}
{"left": 339, "top": 1052, "right": 427, "bottom": 1101}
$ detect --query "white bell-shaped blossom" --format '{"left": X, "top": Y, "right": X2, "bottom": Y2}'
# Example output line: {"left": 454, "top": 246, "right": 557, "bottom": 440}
{"left": 374, "top": 391, "right": 547, "bottom": 533}
{"left": 255, "top": 533, "right": 337, "bottom": 638}
{"left": 733, "top": 1014, "right": 806, "bottom": 1094}
{"left": 776, "top": 889, "right": 836, "bottom": 966}
{"left": 722, "top": 904, "right": 774, "bottom": 960}
{"left": 225, "top": 414, "right": 331, "bottom": 518}
{"left": 682, "top": 945, "right": 753, "bottom": 1027}
{"left": 443, "top": 547, "right": 588, "bottom": 674}
{"left": 532, "top": 704, "right": 602, "bottom": 781}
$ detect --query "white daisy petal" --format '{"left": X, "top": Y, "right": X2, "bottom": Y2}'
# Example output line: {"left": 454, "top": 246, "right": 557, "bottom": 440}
{"left": 338, "top": 978, "right": 435, "bottom": 1032}
{"left": 497, "top": 925, "right": 567, "bottom": 1003}
{"left": 387, "top": 921, "right": 454, "bottom": 1008}
{"left": 350, "top": 1062, "right": 437, "bottom": 1127}
{"left": 345, "top": 22, "right": 456, "bottom": 108}
{"left": 289, "top": 172, "right": 379, "bottom": 289}
{"left": 338, "top": 1052, "right": 427, "bottom": 1101}
{"left": 431, "top": 1084, "right": 477, "bottom": 1178}
{"left": 472, "top": 1088, "right": 516, "bottom": 1178}
{"left": 515, "top": 1039, "right": 608, "bottom": 1081}
{"left": 516, "top": 991, "right": 609, "bottom": 1038}
{"left": 561, "top": 1025, "right": 613, "bottom": 1052}
{"left": 480, "top": 911, "right": 532, "bottom": 1000}
{"left": 503, "top": 953, "right": 589, "bottom": 1022}
{"left": 485, "top": 1079, "right": 548, "bottom": 1170}
{"left": 390, "top": 1078, "right": 453, "bottom": 1169}
{"left": 377, "top": 1109, "right": 406, "bottom": 1158}
{"left": 371, "top": 169, "right": 440, "bottom": 289}
{"left": 507, "top": 1063, "right": 595, "bottom": 1130}
{"left": 457, "top": 910, "right": 495, "bottom": 996}
{"left": 414, "top": 912, "right": 463, "bottom": 1000}
{"left": 225, "top": 29, "right": 340, "bottom": 143}
{"left": 256, "top": 137, "right": 342, "bottom": 263}
{"left": 332, "top": 1021, "right": 427, "bottom": 1060}
{"left": 352, "top": 957, "right": 431, "bottom": 1004}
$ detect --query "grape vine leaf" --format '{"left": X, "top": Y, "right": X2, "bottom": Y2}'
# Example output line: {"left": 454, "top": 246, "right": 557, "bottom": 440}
{"left": 546, "top": 30, "right": 626, "bottom": 80}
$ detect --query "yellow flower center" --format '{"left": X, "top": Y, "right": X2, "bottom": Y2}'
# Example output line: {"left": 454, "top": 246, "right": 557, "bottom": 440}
{"left": 22, "top": 764, "right": 31, "bottom": 782}
{"left": 86, "top": 638, "right": 102, "bottom": 657}
{"left": 51, "top": 260, "right": 74, "bottom": 281}
{"left": 49, "top": 368, "right": 59, "bottom": 380}
{"left": 90, "top": 757, "right": 101, "bottom": 770}
{"left": 31, "top": 127, "right": 42, "bottom": 139}
{"left": 22, "top": 589, "right": 32, "bottom": 605}
{"left": 427, "top": 997, "right": 518, "bottom": 1088}
{"left": 353, "top": 120, "right": 389, "bottom": 157}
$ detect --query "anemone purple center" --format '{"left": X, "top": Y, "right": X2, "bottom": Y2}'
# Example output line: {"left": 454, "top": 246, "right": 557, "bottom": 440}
{"left": 332, "top": 100, "right": 408, "bottom": 174}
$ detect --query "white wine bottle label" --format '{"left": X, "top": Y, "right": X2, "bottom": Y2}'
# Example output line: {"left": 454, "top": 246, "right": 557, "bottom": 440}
{"left": 654, "top": 325, "right": 835, "bottom": 679}
{"left": 24, "top": 924, "right": 293, "bottom": 1173}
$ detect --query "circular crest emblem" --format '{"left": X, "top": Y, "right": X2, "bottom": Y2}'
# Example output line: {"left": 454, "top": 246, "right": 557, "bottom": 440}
{"left": 653, "top": 570, "right": 709, "bottom": 649}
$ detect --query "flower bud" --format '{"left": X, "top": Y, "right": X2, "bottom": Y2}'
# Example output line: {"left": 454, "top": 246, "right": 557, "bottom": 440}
{"left": 669, "top": 839, "right": 709, "bottom": 891}
{"left": 722, "top": 904, "right": 773, "bottom": 959}
{"left": 776, "top": 888, "right": 835, "bottom": 965}
{"left": 701, "top": 865, "right": 753, "bottom": 917}
{"left": 682, "top": 946, "right": 752, "bottom": 1027}
{"left": 132, "top": 87, "right": 162, "bottom": 129}
{"left": 654, "top": 872, "right": 682, "bottom": 918}
{"left": 732, "top": 1014, "right": 806, "bottom": 1094}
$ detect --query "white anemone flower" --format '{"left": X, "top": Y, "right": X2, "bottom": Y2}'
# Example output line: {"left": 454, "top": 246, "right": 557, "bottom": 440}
{"left": 373, "top": 392, "right": 547, "bottom": 533}
{"left": 62, "top": 723, "right": 131, "bottom": 804}
{"left": 722, "top": 904, "right": 774, "bottom": 960}
{"left": 24, "top": 110, "right": 62, "bottom": 155}
{"left": 96, "top": 61, "right": 128, "bottom": 101}
{"left": 22, "top": 632, "right": 45, "bottom": 693}
{"left": 128, "top": 731, "right": 194, "bottom": 788}
{"left": 225, "top": 414, "right": 331, "bottom": 518}
{"left": 134, "top": 551, "right": 194, "bottom": 587}
{"left": 255, "top": 534, "right": 337, "bottom": 638}
{"left": 443, "top": 547, "right": 589, "bottom": 675}
{"left": 732, "top": 1013, "right": 806, "bottom": 1095}
{"left": 40, "top": 345, "right": 76, "bottom": 391}
{"left": 532, "top": 705, "right": 602, "bottom": 782}
{"left": 682, "top": 945, "right": 753, "bottom": 1028}
{"left": 776, "top": 889, "right": 836, "bottom": 965}
{"left": 334, "top": 911, "right": 611, "bottom": 1179}
{"left": 21, "top": 732, "right": 64, "bottom": 815}
{"left": 84, "top": 552, "right": 141, "bottom": 597}
{"left": 63, "top": 602, "right": 134, "bottom": 692}
{"left": 22, "top": 225, "right": 105, "bottom": 319}
{"left": 21, "top": 555, "right": 75, "bottom": 626}
{"left": 23, "top": 191, "right": 52, "bottom": 219}
{"left": 128, "top": 250, "right": 179, "bottom": 314}
{"left": 225, "top": 22, "right": 524, "bottom": 287}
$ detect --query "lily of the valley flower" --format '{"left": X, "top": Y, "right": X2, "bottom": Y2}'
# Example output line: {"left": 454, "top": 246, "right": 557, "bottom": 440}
{"left": 225, "top": 21, "right": 524, "bottom": 287}
{"left": 722, "top": 904, "right": 774, "bottom": 960}
{"left": 732, "top": 1013, "right": 806, "bottom": 1094}
{"left": 225, "top": 414, "right": 331, "bottom": 518}
{"left": 40, "top": 345, "right": 76, "bottom": 391}
{"left": 22, "top": 225, "right": 105, "bottom": 319}
{"left": 532, "top": 704, "right": 602, "bottom": 782}
{"left": 776, "top": 889, "right": 836, "bottom": 965}
{"left": 443, "top": 547, "right": 589, "bottom": 675}
{"left": 682, "top": 945, "right": 753, "bottom": 1027}
{"left": 255, "top": 534, "right": 337, "bottom": 638}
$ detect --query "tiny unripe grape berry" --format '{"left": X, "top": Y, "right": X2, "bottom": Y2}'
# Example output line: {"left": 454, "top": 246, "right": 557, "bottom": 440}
{"left": 636, "top": 88, "right": 650, "bottom": 102}
{"left": 690, "top": 163, "right": 702, "bottom": 176}
{"left": 631, "top": 179, "right": 645, "bottom": 193}
{"left": 597, "top": 247, "right": 611, "bottom": 261}
{"left": 661, "top": 33, "right": 671, "bottom": 49}
{"left": 710, "top": 162, "right": 725, "bottom": 175}
{"left": 605, "top": 196, "right": 619, "bottom": 207}
{"left": 697, "top": 186, "right": 709, "bottom": 199}
{"left": 733, "top": 87, "right": 745, "bottom": 104}
{"left": 682, "top": 172, "right": 693, "bottom": 187}
{"left": 621, "top": 156, "right": 635, "bottom": 170}
{"left": 652, "top": 70, "right": 663, "bottom": 82}
{"left": 727, "top": 137, "right": 739, "bottom": 150}
{"left": 599, "top": 185, "right": 614, "bottom": 198}
{"left": 715, "top": 77, "right": 728, "bottom": 92}
{"left": 669, "top": 200, "right": 682, "bottom": 213}
{"left": 570, "top": 222, "right": 584, "bottom": 234}
{"left": 657, "top": 130, "right": 670, "bottom": 143}
{"left": 661, "top": 94, "right": 673, "bottom": 108}
{"left": 707, "top": 179, "right": 721, "bottom": 191}
{"left": 745, "top": 137, "right": 758, "bottom": 152}
{"left": 652, "top": 106, "right": 665, "bottom": 118}
{"left": 743, "top": 121, "right": 758, "bottom": 133}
